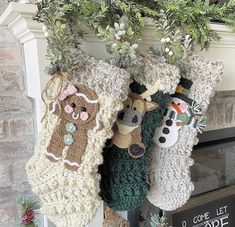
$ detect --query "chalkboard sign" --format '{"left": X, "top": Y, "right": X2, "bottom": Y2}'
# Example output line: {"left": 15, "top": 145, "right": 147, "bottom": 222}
{"left": 172, "top": 195, "right": 235, "bottom": 227}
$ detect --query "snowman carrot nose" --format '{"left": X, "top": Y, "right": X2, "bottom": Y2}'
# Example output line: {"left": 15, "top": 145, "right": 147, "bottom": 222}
{"left": 172, "top": 102, "right": 183, "bottom": 114}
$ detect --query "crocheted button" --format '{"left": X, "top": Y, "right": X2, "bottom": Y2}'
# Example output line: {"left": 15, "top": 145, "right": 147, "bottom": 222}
{"left": 163, "top": 127, "right": 170, "bottom": 134}
{"left": 159, "top": 137, "right": 166, "bottom": 143}
{"left": 166, "top": 119, "right": 173, "bottom": 126}
{"left": 64, "top": 134, "right": 74, "bottom": 145}
{"left": 65, "top": 122, "right": 76, "bottom": 133}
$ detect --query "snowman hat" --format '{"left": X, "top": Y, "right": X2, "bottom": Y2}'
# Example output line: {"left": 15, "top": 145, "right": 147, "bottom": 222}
{"left": 172, "top": 78, "right": 193, "bottom": 104}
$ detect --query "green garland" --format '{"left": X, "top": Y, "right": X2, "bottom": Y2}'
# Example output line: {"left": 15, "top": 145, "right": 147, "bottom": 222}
{"left": 35, "top": 0, "right": 235, "bottom": 73}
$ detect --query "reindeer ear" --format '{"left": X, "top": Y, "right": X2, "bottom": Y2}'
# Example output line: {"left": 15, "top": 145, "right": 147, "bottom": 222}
{"left": 146, "top": 101, "right": 159, "bottom": 112}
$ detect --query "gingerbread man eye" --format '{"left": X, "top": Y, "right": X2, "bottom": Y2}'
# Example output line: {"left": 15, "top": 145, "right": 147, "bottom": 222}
{"left": 71, "top": 103, "right": 76, "bottom": 108}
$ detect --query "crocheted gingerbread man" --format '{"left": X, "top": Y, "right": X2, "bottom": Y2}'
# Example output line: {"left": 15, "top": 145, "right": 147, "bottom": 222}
{"left": 46, "top": 84, "right": 100, "bottom": 171}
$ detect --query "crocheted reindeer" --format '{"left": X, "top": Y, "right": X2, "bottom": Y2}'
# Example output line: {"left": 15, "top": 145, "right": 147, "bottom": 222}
{"left": 112, "top": 81, "right": 161, "bottom": 158}
{"left": 46, "top": 84, "right": 100, "bottom": 171}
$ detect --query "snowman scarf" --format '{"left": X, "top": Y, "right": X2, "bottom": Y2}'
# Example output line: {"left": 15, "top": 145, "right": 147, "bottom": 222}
{"left": 147, "top": 55, "right": 223, "bottom": 211}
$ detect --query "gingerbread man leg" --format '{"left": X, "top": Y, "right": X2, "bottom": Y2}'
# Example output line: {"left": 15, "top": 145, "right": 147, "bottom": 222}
{"left": 63, "top": 137, "right": 87, "bottom": 171}
{"left": 46, "top": 131, "right": 65, "bottom": 162}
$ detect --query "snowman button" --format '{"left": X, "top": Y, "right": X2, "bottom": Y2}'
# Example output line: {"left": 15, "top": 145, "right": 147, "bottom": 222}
{"left": 166, "top": 119, "right": 173, "bottom": 126}
{"left": 159, "top": 137, "right": 166, "bottom": 143}
{"left": 163, "top": 127, "right": 170, "bottom": 134}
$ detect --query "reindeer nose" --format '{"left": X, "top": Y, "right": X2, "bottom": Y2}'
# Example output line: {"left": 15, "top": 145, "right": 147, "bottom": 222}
{"left": 132, "top": 115, "right": 138, "bottom": 123}
{"left": 118, "top": 111, "right": 125, "bottom": 120}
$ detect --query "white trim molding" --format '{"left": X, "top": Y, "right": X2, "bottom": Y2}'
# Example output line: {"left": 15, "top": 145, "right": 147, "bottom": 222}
{"left": 0, "top": 2, "right": 48, "bottom": 128}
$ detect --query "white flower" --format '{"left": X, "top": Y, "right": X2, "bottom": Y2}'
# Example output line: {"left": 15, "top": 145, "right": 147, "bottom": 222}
{"left": 115, "top": 33, "right": 121, "bottom": 40}
{"left": 169, "top": 51, "right": 174, "bottom": 56}
{"left": 160, "top": 38, "right": 166, "bottom": 43}
{"left": 132, "top": 43, "right": 139, "bottom": 49}
{"left": 117, "top": 30, "right": 126, "bottom": 37}
{"left": 114, "top": 22, "right": 119, "bottom": 31}
{"left": 165, "top": 48, "right": 170, "bottom": 52}
{"left": 119, "top": 23, "right": 125, "bottom": 30}
{"left": 185, "top": 35, "right": 190, "bottom": 40}
{"left": 165, "top": 37, "right": 171, "bottom": 43}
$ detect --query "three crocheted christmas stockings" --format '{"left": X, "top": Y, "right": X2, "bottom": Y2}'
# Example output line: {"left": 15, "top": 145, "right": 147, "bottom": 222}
{"left": 147, "top": 55, "right": 224, "bottom": 211}
{"left": 26, "top": 54, "right": 130, "bottom": 227}
{"left": 99, "top": 56, "right": 180, "bottom": 211}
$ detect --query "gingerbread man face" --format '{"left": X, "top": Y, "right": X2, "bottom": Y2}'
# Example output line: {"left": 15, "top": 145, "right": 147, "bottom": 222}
{"left": 52, "top": 84, "right": 99, "bottom": 125}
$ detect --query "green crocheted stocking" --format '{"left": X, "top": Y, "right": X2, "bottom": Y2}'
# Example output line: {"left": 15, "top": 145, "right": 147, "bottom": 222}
{"left": 99, "top": 82, "right": 172, "bottom": 211}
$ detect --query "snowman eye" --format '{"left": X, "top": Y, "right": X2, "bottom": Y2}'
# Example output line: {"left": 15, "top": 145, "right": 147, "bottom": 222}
{"left": 177, "top": 103, "right": 180, "bottom": 105}
{"left": 81, "top": 107, "right": 87, "bottom": 112}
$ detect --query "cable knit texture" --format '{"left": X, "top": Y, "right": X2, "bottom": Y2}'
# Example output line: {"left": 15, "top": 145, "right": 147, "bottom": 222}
{"left": 147, "top": 55, "right": 224, "bottom": 211}
{"left": 99, "top": 58, "right": 181, "bottom": 211}
{"left": 26, "top": 57, "right": 130, "bottom": 227}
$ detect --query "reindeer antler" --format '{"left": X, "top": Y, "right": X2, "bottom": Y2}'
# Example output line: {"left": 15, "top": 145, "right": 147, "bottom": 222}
{"left": 140, "top": 80, "right": 164, "bottom": 101}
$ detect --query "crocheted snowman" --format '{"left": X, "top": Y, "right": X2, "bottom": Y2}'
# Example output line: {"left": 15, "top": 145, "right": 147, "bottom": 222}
{"left": 154, "top": 78, "right": 194, "bottom": 148}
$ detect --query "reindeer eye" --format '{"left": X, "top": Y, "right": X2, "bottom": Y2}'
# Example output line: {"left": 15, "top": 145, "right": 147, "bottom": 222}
{"left": 81, "top": 107, "right": 87, "bottom": 112}
{"left": 71, "top": 103, "right": 76, "bottom": 108}
{"left": 133, "top": 107, "right": 137, "bottom": 111}
{"left": 177, "top": 103, "right": 180, "bottom": 105}
{"left": 126, "top": 105, "right": 130, "bottom": 108}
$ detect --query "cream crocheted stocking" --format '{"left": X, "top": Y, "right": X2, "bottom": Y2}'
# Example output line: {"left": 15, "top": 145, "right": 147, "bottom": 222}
{"left": 147, "top": 55, "right": 224, "bottom": 211}
{"left": 26, "top": 57, "right": 130, "bottom": 227}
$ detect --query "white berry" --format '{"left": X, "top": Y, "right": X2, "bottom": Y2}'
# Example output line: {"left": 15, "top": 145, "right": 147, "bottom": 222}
{"left": 44, "top": 32, "right": 49, "bottom": 37}
{"left": 165, "top": 48, "right": 170, "bottom": 52}
{"left": 165, "top": 37, "right": 170, "bottom": 42}
{"left": 169, "top": 51, "right": 174, "bottom": 56}
{"left": 161, "top": 38, "right": 166, "bottom": 43}
{"left": 42, "top": 25, "right": 48, "bottom": 32}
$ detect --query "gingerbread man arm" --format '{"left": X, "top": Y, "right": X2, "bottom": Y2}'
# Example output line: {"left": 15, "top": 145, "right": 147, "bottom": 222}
{"left": 48, "top": 100, "right": 61, "bottom": 116}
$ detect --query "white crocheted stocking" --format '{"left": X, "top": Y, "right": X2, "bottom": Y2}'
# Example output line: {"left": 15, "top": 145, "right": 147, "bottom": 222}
{"left": 26, "top": 58, "right": 130, "bottom": 227}
{"left": 147, "top": 55, "right": 224, "bottom": 211}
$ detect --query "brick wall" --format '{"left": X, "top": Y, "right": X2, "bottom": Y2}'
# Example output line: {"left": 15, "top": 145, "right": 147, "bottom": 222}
{"left": 0, "top": 25, "right": 36, "bottom": 226}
